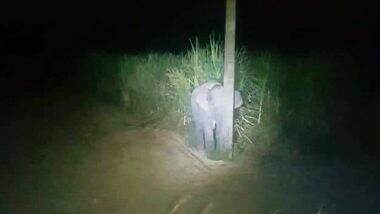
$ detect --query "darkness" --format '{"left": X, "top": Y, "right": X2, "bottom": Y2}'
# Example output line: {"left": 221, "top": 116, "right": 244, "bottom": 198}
{"left": 1, "top": 0, "right": 379, "bottom": 212}
{"left": 1, "top": 0, "right": 378, "bottom": 143}
{"left": 0, "top": 1, "right": 378, "bottom": 150}
{"left": 1, "top": 1, "right": 376, "bottom": 51}
{"left": 0, "top": 2, "right": 377, "bottom": 64}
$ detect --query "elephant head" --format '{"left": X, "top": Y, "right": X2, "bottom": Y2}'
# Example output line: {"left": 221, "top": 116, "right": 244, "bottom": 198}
{"left": 193, "top": 81, "right": 243, "bottom": 112}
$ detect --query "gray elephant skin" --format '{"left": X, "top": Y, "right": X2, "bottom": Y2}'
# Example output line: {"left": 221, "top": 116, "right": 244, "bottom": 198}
{"left": 191, "top": 81, "right": 243, "bottom": 159}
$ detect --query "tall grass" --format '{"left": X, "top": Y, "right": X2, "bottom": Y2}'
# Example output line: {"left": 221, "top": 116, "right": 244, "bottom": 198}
{"left": 234, "top": 52, "right": 282, "bottom": 155}
{"left": 79, "top": 38, "right": 318, "bottom": 157}
{"left": 164, "top": 38, "right": 225, "bottom": 126}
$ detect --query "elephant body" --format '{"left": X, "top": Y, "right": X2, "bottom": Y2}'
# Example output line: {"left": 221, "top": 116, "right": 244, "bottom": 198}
{"left": 191, "top": 81, "right": 243, "bottom": 158}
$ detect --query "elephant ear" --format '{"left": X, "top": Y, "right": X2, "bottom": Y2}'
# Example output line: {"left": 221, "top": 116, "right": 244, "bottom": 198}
{"left": 196, "top": 81, "right": 221, "bottom": 111}
{"left": 196, "top": 92, "right": 210, "bottom": 111}
{"left": 234, "top": 90, "right": 243, "bottom": 109}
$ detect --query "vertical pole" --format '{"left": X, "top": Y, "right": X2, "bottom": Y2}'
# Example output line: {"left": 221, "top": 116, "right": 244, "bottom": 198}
{"left": 223, "top": 0, "right": 236, "bottom": 158}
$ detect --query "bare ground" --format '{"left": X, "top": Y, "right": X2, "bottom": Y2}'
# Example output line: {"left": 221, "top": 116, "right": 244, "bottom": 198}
{"left": 0, "top": 92, "right": 256, "bottom": 213}
{"left": 1, "top": 91, "right": 379, "bottom": 213}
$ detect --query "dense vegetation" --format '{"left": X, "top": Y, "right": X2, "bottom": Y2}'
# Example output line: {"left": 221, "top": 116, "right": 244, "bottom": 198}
{"left": 78, "top": 38, "right": 343, "bottom": 158}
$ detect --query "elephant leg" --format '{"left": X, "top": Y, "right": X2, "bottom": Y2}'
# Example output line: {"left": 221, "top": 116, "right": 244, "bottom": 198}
{"left": 215, "top": 118, "right": 231, "bottom": 157}
{"left": 194, "top": 123, "right": 205, "bottom": 150}
{"left": 203, "top": 122, "right": 216, "bottom": 154}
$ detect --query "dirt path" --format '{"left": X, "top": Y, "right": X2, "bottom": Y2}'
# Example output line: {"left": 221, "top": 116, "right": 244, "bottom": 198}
{"left": 2, "top": 93, "right": 256, "bottom": 213}
{"left": 75, "top": 128, "right": 251, "bottom": 213}
{"left": 2, "top": 93, "right": 378, "bottom": 213}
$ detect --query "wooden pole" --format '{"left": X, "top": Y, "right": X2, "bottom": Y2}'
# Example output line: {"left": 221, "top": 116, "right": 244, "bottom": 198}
{"left": 223, "top": 0, "right": 236, "bottom": 158}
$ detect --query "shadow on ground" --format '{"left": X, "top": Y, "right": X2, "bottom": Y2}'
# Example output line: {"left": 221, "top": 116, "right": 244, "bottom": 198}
{"left": 0, "top": 91, "right": 379, "bottom": 213}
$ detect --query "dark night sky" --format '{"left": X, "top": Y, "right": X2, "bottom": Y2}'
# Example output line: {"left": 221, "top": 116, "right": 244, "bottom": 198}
{"left": 0, "top": 0, "right": 378, "bottom": 52}
{"left": 0, "top": 0, "right": 379, "bottom": 155}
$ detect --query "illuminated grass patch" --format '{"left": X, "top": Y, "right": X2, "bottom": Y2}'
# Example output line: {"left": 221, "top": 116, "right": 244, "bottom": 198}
{"left": 80, "top": 39, "right": 336, "bottom": 157}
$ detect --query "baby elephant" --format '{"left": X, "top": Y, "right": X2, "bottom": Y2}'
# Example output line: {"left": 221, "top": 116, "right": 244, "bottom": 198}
{"left": 191, "top": 81, "right": 243, "bottom": 158}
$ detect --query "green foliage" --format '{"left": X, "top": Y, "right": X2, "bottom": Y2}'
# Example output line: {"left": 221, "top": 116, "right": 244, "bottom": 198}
{"left": 120, "top": 53, "right": 178, "bottom": 115}
{"left": 164, "top": 38, "right": 224, "bottom": 125}
{"left": 79, "top": 38, "right": 281, "bottom": 155}
{"left": 279, "top": 53, "right": 333, "bottom": 155}
{"left": 79, "top": 53, "right": 128, "bottom": 103}
{"left": 234, "top": 51, "right": 282, "bottom": 155}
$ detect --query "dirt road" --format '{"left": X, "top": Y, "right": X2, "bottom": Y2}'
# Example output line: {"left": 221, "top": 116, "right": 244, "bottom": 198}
{"left": 1, "top": 93, "right": 258, "bottom": 213}
{"left": 72, "top": 128, "right": 253, "bottom": 214}
{"left": 1, "top": 93, "right": 378, "bottom": 213}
